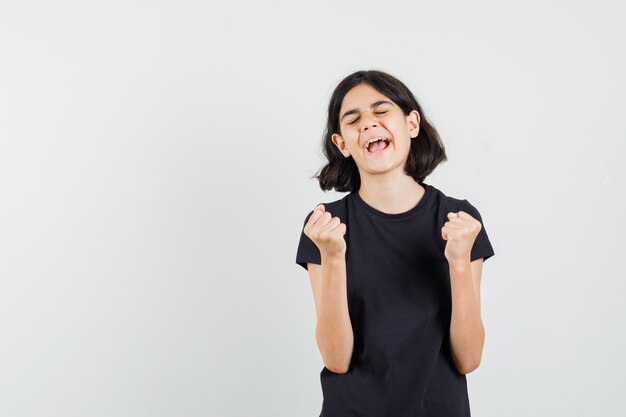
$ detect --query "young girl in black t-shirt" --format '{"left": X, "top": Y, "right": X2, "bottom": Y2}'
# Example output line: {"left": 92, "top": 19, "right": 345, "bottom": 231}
{"left": 296, "top": 69, "right": 495, "bottom": 417}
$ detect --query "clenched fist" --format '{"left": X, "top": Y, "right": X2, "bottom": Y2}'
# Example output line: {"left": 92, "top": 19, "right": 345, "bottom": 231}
{"left": 304, "top": 204, "right": 347, "bottom": 259}
{"left": 441, "top": 211, "right": 482, "bottom": 264}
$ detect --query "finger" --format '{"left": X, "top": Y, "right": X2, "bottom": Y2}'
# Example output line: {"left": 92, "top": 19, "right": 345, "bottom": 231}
{"left": 308, "top": 204, "right": 327, "bottom": 225}
{"left": 444, "top": 221, "right": 464, "bottom": 230}
{"left": 442, "top": 223, "right": 461, "bottom": 238}
{"left": 448, "top": 212, "right": 468, "bottom": 223}
{"left": 320, "top": 215, "right": 341, "bottom": 232}
{"left": 447, "top": 213, "right": 472, "bottom": 227}
{"left": 314, "top": 211, "right": 333, "bottom": 228}
{"left": 455, "top": 210, "right": 474, "bottom": 221}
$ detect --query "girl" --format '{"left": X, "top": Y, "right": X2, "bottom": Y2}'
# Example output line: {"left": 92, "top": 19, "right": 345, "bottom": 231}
{"left": 295, "top": 70, "right": 495, "bottom": 417}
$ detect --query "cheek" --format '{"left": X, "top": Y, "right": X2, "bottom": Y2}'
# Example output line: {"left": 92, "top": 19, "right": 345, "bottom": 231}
{"left": 382, "top": 119, "right": 403, "bottom": 135}
{"left": 344, "top": 131, "right": 361, "bottom": 146}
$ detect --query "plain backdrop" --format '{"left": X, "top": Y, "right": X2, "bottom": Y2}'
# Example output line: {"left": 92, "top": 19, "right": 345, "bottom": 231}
{"left": 1, "top": 1, "right": 625, "bottom": 416}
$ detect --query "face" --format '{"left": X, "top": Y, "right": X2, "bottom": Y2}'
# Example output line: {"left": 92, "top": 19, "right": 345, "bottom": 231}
{"left": 331, "top": 83, "right": 420, "bottom": 175}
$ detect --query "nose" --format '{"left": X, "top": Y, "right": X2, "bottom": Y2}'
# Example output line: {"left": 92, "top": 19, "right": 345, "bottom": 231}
{"left": 360, "top": 114, "right": 379, "bottom": 131}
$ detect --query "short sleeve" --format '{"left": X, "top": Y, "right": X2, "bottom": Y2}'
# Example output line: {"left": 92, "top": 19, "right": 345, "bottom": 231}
{"left": 461, "top": 199, "right": 495, "bottom": 263}
{"left": 295, "top": 209, "right": 321, "bottom": 271}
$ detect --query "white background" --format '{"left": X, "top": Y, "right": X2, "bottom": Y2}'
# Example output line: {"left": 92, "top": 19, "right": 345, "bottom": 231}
{"left": 1, "top": 1, "right": 624, "bottom": 416}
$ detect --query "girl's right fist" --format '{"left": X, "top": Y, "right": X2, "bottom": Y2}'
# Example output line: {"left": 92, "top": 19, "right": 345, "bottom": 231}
{"left": 303, "top": 204, "right": 347, "bottom": 258}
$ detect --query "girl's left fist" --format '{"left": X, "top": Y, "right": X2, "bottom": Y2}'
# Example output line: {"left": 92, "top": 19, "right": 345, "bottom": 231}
{"left": 441, "top": 211, "right": 482, "bottom": 264}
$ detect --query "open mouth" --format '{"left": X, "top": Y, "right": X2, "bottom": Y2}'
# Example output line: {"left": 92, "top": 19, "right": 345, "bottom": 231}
{"left": 365, "top": 137, "right": 390, "bottom": 156}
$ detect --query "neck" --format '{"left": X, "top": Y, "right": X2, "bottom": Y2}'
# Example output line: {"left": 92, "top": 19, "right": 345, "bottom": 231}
{"left": 357, "top": 169, "right": 425, "bottom": 215}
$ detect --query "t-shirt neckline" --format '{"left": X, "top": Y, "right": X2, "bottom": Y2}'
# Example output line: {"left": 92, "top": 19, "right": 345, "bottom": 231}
{"left": 352, "top": 182, "right": 433, "bottom": 219}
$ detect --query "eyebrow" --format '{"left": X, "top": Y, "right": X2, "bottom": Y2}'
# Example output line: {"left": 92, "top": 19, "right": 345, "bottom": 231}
{"left": 340, "top": 100, "right": 394, "bottom": 123}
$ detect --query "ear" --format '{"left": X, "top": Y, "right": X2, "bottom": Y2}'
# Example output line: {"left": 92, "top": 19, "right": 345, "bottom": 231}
{"left": 407, "top": 110, "right": 421, "bottom": 138}
{"left": 331, "top": 133, "right": 350, "bottom": 157}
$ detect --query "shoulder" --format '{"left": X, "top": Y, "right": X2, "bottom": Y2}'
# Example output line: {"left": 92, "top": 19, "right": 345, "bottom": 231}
{"left": 426, "top": 183, "right": 463, "bottom": 210}
{"left": 427, "top": 183, "right": 482, "bottom": 219}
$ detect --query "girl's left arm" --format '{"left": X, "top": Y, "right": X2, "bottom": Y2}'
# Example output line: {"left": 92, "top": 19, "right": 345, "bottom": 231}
{"left": 448, "top": 257, "right": 485, "bottom": 375}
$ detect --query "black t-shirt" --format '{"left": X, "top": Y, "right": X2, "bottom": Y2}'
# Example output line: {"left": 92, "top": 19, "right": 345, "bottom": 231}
{"left": 295, "top": 182, "right": 495, "bottom": 417}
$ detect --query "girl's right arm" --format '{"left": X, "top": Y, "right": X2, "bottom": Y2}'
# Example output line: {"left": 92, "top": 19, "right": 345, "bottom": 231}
{"left": 308, "top": 256, "right": 354, "bottom": 374}
{"left": 303, "top": 204, "right": 353, "bottom": 374}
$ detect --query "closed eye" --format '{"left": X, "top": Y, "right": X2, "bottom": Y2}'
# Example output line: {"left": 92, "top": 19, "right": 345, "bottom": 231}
{"left": 347, "top": 111, "right": 388, "bottom": 125}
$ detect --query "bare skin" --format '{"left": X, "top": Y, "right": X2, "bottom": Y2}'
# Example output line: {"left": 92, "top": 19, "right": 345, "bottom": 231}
{"left": 442, "top": 212, "right": 486, "bottom": 374}
{"left": 304, "top": 204, "right": 353, "bottom": 374}
{"left": 306, "top": 82, "right": 487, "bottom": 374}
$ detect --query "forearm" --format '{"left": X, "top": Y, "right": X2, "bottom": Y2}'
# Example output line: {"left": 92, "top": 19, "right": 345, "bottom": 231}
{"left": 315, "top": 254, "right": 354, "bottom": 374}
{"left": 448, "top": 259, "right": 484, "bottom": 374}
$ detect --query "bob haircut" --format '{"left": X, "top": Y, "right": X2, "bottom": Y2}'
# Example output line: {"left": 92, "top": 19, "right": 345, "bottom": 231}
{"left": 314, "top": 70, "right": 447, "bottom": 193}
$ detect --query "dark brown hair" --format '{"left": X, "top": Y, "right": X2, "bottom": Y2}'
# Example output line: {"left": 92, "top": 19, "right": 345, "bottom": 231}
{"left": 314, "top": 70, "right": 447, "bottom": 192}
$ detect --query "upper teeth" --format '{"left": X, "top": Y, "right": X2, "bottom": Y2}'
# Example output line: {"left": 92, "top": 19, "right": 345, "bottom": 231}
{"left": 367, "top": 137, "right": 388, "bottom": 147}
